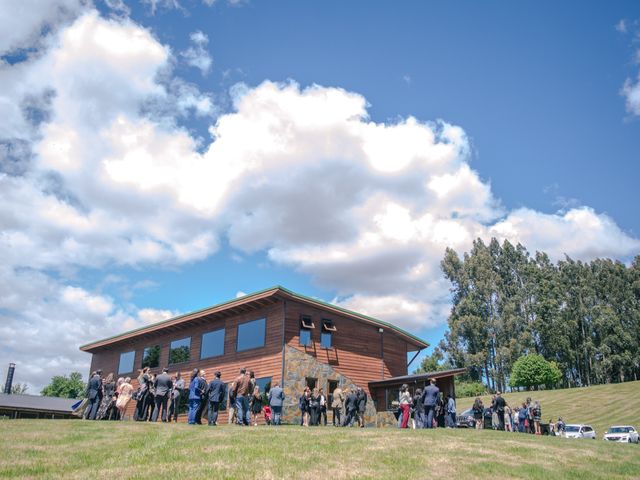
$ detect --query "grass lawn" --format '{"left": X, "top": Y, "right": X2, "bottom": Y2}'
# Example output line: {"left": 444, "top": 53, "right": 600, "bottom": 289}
{"left": 457, "top": 380, "right": 640, "bottom": 436}
{"left": 0, "top": 420, "right": 638, "bottom": 479}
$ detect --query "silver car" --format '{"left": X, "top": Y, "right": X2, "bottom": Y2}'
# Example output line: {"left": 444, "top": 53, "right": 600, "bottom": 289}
{"left": 563, "top": 424, "right": 596, "bottom": 439}
{"left": 603, "top": 426, "right": 639, "bottom": 444}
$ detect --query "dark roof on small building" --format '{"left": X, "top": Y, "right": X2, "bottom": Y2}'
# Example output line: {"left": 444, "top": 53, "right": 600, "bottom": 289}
{"left": 80, "top": 285, "right": 429, "bottom": 352}
{"left": 0, "top": 394, "right": 79, "bottom": 414}
{"left": 368, "top": 368, "right": 467, "bottom": 388}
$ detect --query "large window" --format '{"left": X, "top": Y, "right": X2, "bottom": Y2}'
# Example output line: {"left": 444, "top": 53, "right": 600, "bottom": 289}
{"left": 321, "top": 332, "right": 332, "bottom": 349}
{"left": 236, "top": 318, "right": 266, "bottom": 352}
{"left": 141, "top": 345, "right": 160, "bottom": 369}
{"left": 385, "top": 387, "right": 400, "bottom": 411}
{"left": 200, "top": 328, "right": 225, "bottom": 359}
{"left": 168, "top": 337, "right": 191, "bottom": 364}
{"left": 118, "top": 351, "right": 135, "bottom": 375}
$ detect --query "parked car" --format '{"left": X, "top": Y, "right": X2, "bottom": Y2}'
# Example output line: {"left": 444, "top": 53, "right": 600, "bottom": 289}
{"left": 603, "top": 426, "right": 639, "bottom": 444}
{"left": 563, "top": 424, "right": 596, "bottom": 439}
{"left": 456, "top": 408, "right": 492, "bottom": 429}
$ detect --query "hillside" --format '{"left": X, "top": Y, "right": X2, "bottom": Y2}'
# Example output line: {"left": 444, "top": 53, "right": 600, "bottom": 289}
{"left": 458, "top": 380, "right": 640, "bottom": 435}
{"left": 0, "top": 420, "right": 638, "bottom": 479}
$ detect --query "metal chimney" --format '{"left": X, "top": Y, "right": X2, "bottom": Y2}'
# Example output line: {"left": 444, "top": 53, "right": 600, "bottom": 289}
{"left": 3, "top": 363, "right": 15, "bottom": 394}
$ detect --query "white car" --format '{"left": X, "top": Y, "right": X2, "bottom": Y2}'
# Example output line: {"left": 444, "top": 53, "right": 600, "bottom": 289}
{"left": 603, "top": 426, "right": 639, "bottom": 444}
{"left": 563, "top": 424, "right": 596, "bottom": 439}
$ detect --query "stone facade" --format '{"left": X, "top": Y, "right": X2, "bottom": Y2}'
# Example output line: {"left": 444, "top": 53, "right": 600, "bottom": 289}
{"left": 281, "top": 345, "right": 378, "bottom": 427}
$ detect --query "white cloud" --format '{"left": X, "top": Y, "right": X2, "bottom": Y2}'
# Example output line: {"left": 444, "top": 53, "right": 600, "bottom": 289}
{"left": 181, "top": 30, "right": 213, "bottom": 75}
{"left": 615, "top": 19, "right": 627, "bottom": 34}
{"left": 0, "top": 7, "right": 638, "bottom": 392}
{"left": 622, "top": 76, "right": 640, "bottom": 116}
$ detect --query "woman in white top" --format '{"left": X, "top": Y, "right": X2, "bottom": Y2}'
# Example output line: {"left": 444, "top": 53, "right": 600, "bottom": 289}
{"left": 399, "top": 384, "right": 412, "bottom": 428}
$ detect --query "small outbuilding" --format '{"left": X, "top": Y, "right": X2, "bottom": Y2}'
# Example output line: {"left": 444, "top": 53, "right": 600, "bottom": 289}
{"left": 0, "top": 393, "right": 79, "bottom": 419}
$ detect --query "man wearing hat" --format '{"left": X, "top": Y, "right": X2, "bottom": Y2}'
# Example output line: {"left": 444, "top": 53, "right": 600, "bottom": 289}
{"left": 207, "top": 371, "right": 226, "bottom": 426}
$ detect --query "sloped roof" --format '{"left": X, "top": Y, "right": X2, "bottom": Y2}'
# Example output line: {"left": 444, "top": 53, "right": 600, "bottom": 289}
{"left": 368, "top": 368, "right": 467, "bottom": 388}
{"left": 0, "top": 393, "right": 79, "bottom": 413}
{"left": 80, "top": 285, "right": 429, "bottom": 351}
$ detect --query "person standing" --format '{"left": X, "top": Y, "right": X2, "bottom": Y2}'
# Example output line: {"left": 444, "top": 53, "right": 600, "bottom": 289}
{"left": 228, "top": 380, "right": 237, "bottom": 425}
{"left": 533, "top": 400, "right": 542, "bottom": 435}
{"left": 298, "top": 387, "right": 310, "bottom": 426}
{"left": 134, "top": 367, "right": 150, "bottom": 421}
{"left": 318, "top": 388, "right": 328, "bottom": 426}
{"left": 494, "top": 391, "right": 506, "bottom": 430}
{"left": 250, "top": 386, "right": 263, "bottom": 426}
{"left": 343, "top": 388, "right": 358, "bottom": 427}
{"left": 356, "top": 388, "right": 367, "bottom": 427}
{"left": 268, "top": 381, "right": 284, "bottom": 426}
{"left": 309, "top": 388, "right": 320, "bottom": 426}
{"left": 399, "top": 384, "right": 411, "bottom": 428}
{"left": 96, "top": 372, "right": 115, "bottom": 420}
{"left": 331, "top": 385, "right": 343, "bottom": 427}
{"left": 152, "top": 367, "right": 173, "bottom": 422}
{"left": 187, "top": 368, "right": 205, "bottom": 425}
{"left": 471, "top": 397, "right": 483, "bottom": 429}
{"left": 412, "top": 388, "right": 424, "bottom": 429}
{"left": 168, "top": 372, "right": 184, "bottom": 423}
{"left": 207, "top": 371, "right": 226, "bottom": 426}
{"left": 421, "top": 378, "right": 439, "bottom": 429}
{"left": 85, "top": 370, "right": 103, "bottom": 420}
{"left": 194, "top": 370, "right": 208, "bottom": 424}
{"left": 233, "top": 368, "right": 251, "bottom": 426}
{"left": 115, "top": 377, "right": 133, "bottom": 420}
{"left": 446, "top": 394, "right": 456, "bottom": 428}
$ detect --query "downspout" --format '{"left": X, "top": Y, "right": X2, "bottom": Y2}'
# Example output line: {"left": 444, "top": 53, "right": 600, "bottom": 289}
{"left": 380, "top": 328, "right": 384, "bottom": 379}
{"left": 281, "top": 299, "right": 287, "bottom": 385}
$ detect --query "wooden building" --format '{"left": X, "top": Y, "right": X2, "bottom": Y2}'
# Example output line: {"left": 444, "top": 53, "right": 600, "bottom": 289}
{"left": 80, "top": 286, "right": 463, "bottom": 426}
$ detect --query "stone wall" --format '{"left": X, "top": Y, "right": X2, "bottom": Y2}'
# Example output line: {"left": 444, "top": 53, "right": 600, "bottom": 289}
{"left": 281, "top": 345, "right": 378, "bottom": 427}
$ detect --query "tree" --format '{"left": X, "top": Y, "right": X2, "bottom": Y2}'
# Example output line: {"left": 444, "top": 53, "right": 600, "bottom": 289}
{"left": 413, "top": 345, "right": 447, "bottom": 374}
{"left": 40, "top": 372, "right": 85, "bottom": 398}
{"left": 1, "top": 383, "right": 28, "bottom": 394}
{"left": 509, "top": 354, "right": 561, "bottom": 390}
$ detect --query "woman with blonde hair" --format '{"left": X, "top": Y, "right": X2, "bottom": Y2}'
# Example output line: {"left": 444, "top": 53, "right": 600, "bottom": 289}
{"left": 116, "top": 377, "right": 134, "bottom": 420}
{"left": 250, "top": 386, "right": 263, "bottom": 426}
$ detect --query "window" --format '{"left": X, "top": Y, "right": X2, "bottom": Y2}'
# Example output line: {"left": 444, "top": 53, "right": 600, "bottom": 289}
{"left": 328, "top": 380, "right": 338, "bottom": 406}
{"left": 300, "top": 328, "right": 312, "bottom": 347}
{"left": 256, "top": 377, "right": 272, "bottom": 394}
{"left": 305, "top": 377, "right": 317, "bottom": 390}
{"left": 141, "top": 345, "right": 160, "bottom": 369}
{"left": 236, "top": 318, "right": 266, "bottom": 351}
{"left": 321, "top": 319, "right": 334, "bottom": 349}
{"left": 118, "top": 351, "right": 135, "bottom": 375}
{"left": 168, "top": 337, "right": 191, "bottom": 364}
{"left": 200, "top": 328, "right": 225, "bottom": 359}
{"left": 385, "top": 387, "right": 400, "bottom": 411}
{"left": 300, "top": 315, "right": 314, "bottom": 329}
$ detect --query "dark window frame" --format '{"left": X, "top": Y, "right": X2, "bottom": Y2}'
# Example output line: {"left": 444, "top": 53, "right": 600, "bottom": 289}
{"left": 236, "top": 317, "right": 266, "bottom": 352}
{"left": 118, "top": 350, "right": 135, "bottom": 375}
{"left": 200, "top": 328, "right": 226, "bottom": 360}
{"left": 168, "top": 336, "right": 191, "bottom": 365}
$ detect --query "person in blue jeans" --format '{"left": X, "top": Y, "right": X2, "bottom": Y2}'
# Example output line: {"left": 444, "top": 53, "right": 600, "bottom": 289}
{"left": 188, "top": 368, "right": 204, "bottom": 424}
{"left": 268, "top": 381, "right": 285, "bottom": 425}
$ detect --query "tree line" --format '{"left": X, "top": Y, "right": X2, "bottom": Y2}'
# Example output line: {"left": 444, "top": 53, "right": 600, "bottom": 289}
{"left": 438, "top": 238, "right": 640, "bottom": 391}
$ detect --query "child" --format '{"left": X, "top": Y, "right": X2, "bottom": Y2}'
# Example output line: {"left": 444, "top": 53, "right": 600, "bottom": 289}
{"left": 263, "top": 405, "right": 272, "bottom": 425}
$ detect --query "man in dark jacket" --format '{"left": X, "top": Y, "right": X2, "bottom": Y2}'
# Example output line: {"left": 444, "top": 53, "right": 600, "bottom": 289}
{"left": 233, "top": 368, "right": 251, "bottom": 426}
{"left": 268, "top": 382, "right": 285, "bottom": 425}
{"left": 85, "top": 370, "right": 103, "bottom": 420}
{"left": 494, "top": 391, "right": 506, "bottom": 430}
{"left": 152, "top": 367, "right": 173, "bottom": 422}
{"left": 207, "top": 371, "right": 226, "bottom": 426}
{"left": 343, "top": 388, "right": 358, "bottom": 427}
{"left": 195, "top": 370, "right": 208, "bottom": 424}
{"left": 421, "top": 378, "right": 439, "bottom": 428}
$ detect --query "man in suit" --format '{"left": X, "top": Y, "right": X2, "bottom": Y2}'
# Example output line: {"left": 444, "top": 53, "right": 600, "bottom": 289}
{"left": 343, "top": 388, "right": 358, "bottom": 427}
{"left": 268, "top": 381, "right": 285, "bottom": 425}
{"left": 152, "top": 367, "right": 173, "bottom": 422}
{"left": 233, "top": 368, "right": 251, "bottom": 426}
{"left": 195, "top": 370, "right": 208, "bottom": 424}
{"left": 331, "top": 386, "right": 343, "bottom": 427}
{"left": 421, "top": 378, "right": 440, "bottom": 428}
{"left": 207, "top": 371, "right": 226, "bottom": 426}
{"left": 85, "top": 370, "right": 103, "bottom": 420}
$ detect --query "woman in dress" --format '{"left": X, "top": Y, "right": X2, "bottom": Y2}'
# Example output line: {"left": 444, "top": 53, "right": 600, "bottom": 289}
{"left": 250, "top": 386, "right": 263, "bottom": 426}
{"left": 533, "top": 400, "right": 542, "bottom": 435}
{"left": 116, "top": 377, "right": 134, "bottom": 420}
{"left": 135, "top": 367, "right": 151, "bottom": 421}
{"left": 472, "top": 397, "right": 484, "bottom": 430}
{"left": 96, "top": 373, "right": 115, "bottom": 420}
{"left": 309, "top": 388, "right": 321, "bottom": 426}
{"left": 398, "top": 384, "right": 411, "bottom": 428}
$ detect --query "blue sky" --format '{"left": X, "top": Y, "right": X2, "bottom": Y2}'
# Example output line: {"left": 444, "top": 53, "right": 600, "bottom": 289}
{"left": 1, "top": 0, "right": 639, "bottom": 390}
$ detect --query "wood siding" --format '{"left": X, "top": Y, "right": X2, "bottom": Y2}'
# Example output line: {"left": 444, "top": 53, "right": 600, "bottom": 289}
{"left": 87, "top": 300, "right": 285, "bottom": 423}
{"left": 283, "top": 299, "right": 408, "bottom": 397}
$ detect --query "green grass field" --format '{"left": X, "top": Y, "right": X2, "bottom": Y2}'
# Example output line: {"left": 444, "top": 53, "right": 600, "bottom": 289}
{"left": 458, "top": 380, "right": 640, "bottom": 436}
{"left": 0, "top": 420, "right": 638, "bottom": 479}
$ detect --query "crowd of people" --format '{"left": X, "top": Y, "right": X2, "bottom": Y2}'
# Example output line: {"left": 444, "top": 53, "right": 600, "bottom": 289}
{"left": 392, "top": 378, "right": 457, "bottom": 429}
